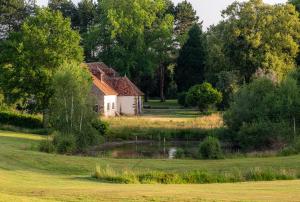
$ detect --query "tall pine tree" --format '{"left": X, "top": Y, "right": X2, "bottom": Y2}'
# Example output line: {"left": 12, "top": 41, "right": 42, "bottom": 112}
{"left": 175, "top": 24, "right": 205, "bottom": 92}
{"left": 0, "top": 0, "right": 36, "bottom": 39}
{"left": 174, "top": 0, "right": 199, "bottom": 46}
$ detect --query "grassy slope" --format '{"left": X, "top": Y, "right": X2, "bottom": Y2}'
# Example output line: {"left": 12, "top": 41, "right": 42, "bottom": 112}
{"left": 1, "top": 130, "right": 300, "bottom": 201}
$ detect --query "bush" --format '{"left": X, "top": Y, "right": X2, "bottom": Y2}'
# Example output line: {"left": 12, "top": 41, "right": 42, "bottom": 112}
{"left": 237, "top": 120, "right": 292, "bottom": 150}
{"left": 175, "top": 148, "right": 185, "bottom": 159}
{"left": 199, "top": 136, "right": 223, "bottom": 159}
{"left": 186, "top": 82, "right": 222, "bottom": 111}
{"left": 177, "top": 92, "right": 187, "bottom": 107}
{"left": 54, "top": 133, "right": 76, "bottom": 154}
{"left": 279, "top": 137, "right": 300, "bottom": 156}
{"left": 92, "top": 119, "right": 109, "bottom": 136}
{"left": 0, "top": 111, "right": 43, "bottom": 129}
{"left": 75, "top": 124, "right": 104, "bottom": 151}
{"left": 224, "top": 77, "right": 300, "bottom": 150}
{"left": 39, "top": 139, "right": 55, "bottom": 153}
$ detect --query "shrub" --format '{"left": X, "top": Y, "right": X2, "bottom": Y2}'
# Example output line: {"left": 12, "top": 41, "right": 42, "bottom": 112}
{"left": 177, "top": 92, "right": 187, "bottom": 107}
{"left": 175, "top": 148, "right": 185, "bottom": 159}
{"left": 75, "top": 124, "right": 104, "bottom": 151}
{"left": 279, "top": 137, "right": 300, "bottom": 156}
{"left": 186, "top": 82, "right": 222, "bottom": 111}
{"left": 92, "top": 119, "right": 109, "bottom": 136}
{"left": 54, "top": 133, "right": 76, "bottom": 154}
{"left": 0, "top": 111, "right": 43, "bottom": 129}
{"left": 236, "top": 120, "right": 292, "bottom": 150}
{"left": 39, "top": 139, "right": 55, "bottom": 153}
{"left": 199, "top": 136, "right": 223, "bottom": 159}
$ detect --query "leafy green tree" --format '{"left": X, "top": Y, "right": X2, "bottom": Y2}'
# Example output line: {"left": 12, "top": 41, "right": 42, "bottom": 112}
{"left": 216, "top": 71, "right": 240, "bottom": 109}
{"left": 174, "top": 0, "right": 199, "bottom": 46}
{"left": 0, "top": 8, "right": 83, "bottom": 118}
{"left": 186, "top": 82, "right": 222, "bottom": 112}
{"left": 289, "top": 0, "right": 300, "bottom": 12}
{"left": 175, "top": 24, "right": 206, "bottom": 92}
{"left": 288, "top": 0, "right": 300, "bottom": 66}
{"left": 0, "top": 0, "right": 36, "bottom": 38}
{"left": 205, "top": 22, "right": 231, "bottom": 84}
{"left": 49, "top": 62, "right": 102, "bottom": 150}
{"left": 221, "top": 0, "right": 300, "bottom": 82}
{"left": 89, "top": 0, "right": 174, "bottom": 95}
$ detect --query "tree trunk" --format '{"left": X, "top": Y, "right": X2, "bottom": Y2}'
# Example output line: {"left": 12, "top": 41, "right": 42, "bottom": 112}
{"left": 42, "top": 108, "right": 49, "bottom": 128}
{"left": 144, "top": 92, "right": 149, "bottom": 103}
{"left": 159, "top": 63, "right": 165, "bottom": 102}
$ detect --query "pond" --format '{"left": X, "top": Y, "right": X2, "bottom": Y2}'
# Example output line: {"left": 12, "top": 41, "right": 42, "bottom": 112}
{"left": 88, "top": 141, "right": 201, "bottom": 159}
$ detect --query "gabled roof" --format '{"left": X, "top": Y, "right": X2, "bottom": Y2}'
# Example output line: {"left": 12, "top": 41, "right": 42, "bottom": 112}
{"left": 104, "top": 76, "right": 144, "bottom": 96}
{"left": 92, "top": 75, "right": 118, "bottom": 96}
{"left": 87, "top": 62, "right": 119, "bottom": 78}
{"left": 86, "top": 62, "right": 144, "bottom": 97}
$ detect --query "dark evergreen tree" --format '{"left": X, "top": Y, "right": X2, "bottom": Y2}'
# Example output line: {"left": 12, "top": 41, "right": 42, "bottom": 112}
{"left": 175, "top": 24, "right": 205, "bottom": 92}
{"left": 48, "top": 0, "right": 79, "bottom": 29}
{"left": 174, "top": 0, "right": 199, "bottom": 46}
{"left": 77, "top": 0, "right": 96, "bottom": 34}
{"left": 0, "top": 0, "right": 36, "bottom": 39}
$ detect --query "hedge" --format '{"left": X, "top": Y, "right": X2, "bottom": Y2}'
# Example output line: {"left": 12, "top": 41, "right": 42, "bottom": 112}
{"left": 0, "top": 111, "right": 43, "bottom": 129}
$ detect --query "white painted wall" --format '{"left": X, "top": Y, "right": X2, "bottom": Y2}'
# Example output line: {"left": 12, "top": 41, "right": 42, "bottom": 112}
{"left": 104, "top": 95, "right": 117, "bottom": 116}
{"left": 117, "top": 96, "right": 143, "bottom": 115}
{"left": 118, "top": 96, "right": 135, "bottom": 115}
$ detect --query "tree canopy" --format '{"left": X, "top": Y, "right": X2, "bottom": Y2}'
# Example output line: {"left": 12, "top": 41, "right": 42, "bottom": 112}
{"left": 224, "top": 0, "right": 300, "bottom": 81}
{"left": 0, "top": 8, "right": 83, "bottom": 112}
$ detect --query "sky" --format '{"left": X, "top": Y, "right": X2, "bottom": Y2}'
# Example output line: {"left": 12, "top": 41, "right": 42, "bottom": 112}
{"left": 37, "top": 0, "right": 287, "bottom": 29}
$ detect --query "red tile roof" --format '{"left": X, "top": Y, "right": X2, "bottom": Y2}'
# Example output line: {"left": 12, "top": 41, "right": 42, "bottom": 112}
{"left": 87, "top": 62, "right": 119, "bottom": 78}
{"left": 87, "top": 62, "right": 144, "bottom": 96}
{"left": 92, "top": 75, "right": 118, "bottom": 96}
{"left": 104, "top": 76, "right": 144, "bottom": 96}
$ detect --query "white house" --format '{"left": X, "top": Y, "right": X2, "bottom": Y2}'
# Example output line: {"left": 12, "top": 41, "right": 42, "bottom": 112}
{"left": 87, "top": 62, "right": 144, "bottom": 116}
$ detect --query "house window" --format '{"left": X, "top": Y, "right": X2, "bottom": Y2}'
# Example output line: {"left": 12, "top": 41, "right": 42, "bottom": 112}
{"left": 107, "top": 103, "right": 110, "bottom": 111}
{"left": 112, "top": 102, "right": 115, "bottom": 109}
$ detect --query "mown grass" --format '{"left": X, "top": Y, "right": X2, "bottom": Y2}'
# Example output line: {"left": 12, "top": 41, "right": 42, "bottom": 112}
{"left": 1, "top": 130, "right": 300, "bottom": 201}
{"left": 144, "top": 99, "right": 181, "bottom": 109}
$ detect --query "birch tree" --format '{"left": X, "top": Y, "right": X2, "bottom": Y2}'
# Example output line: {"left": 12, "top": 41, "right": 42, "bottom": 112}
{"left": 49, "top": 62, "right": 101, "bottom": 150}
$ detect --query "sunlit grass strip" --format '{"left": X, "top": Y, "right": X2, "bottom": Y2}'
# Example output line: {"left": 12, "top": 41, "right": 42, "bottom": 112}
{"left": 92, "top": 165, "right": 300, "bottom": 184}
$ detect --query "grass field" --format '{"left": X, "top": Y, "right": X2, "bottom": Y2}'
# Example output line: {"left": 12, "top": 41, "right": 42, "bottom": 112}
{"left": 104, "top": 100, "right": 224, "bottom": 140}
{"left": 1, "top": 130, "right": 300, "bottom": 201}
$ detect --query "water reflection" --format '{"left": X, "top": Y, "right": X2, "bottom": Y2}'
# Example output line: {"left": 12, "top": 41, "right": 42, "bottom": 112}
{"left": 89, "top": 141, "right": 200, "bottom": 159}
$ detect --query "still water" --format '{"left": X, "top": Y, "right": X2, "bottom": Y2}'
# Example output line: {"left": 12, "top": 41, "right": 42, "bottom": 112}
{"left": 89, "top": 141, "right": 200, "bottom": 159}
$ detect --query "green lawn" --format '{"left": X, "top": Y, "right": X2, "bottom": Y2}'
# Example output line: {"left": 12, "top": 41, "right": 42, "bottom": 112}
{"left": 1, "top": 130, "right": 300, "bottom": 201}
{"left": 144, "top": 99, "right": 181, "bottom": 109}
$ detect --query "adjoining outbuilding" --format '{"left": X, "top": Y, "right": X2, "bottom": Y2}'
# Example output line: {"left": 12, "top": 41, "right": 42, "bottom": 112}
{"left": 87, "top": 62, "right": 144, "bottom": 117}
